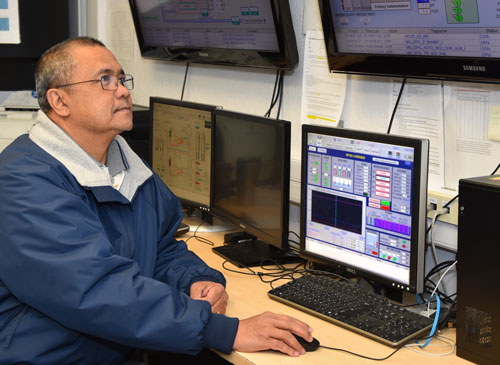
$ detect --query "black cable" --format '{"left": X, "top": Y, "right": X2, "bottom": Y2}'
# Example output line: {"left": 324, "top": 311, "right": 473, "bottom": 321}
{"left": 386, "top": 77, "right": 407, "bottom": 134}
{"left": 276, "top": 70, "right": 285, "bottom": 119}
{"left": 180, "top": 62, "right": 190, "bottom": 101}
{"left": 221, "top": 259, "right": 307, "bottom": 289}
{"left": 491, "top": 162, "right": 500, "bottom": 175}
{"left": 265, "top": 71, "right": 284, "bottom": 118}
{"left": 184, "top": 220, "right": 215, "bottom": 246}
{"left": 265, "top": 70, "right": 280, "bottom": 117}
{"left": 319, "top": 343, "right": 405, "bottom": 361}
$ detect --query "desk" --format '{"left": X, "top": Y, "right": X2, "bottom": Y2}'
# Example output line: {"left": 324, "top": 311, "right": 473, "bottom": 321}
{"left": 182, "top": 227, "right": 474, "bottom": 365}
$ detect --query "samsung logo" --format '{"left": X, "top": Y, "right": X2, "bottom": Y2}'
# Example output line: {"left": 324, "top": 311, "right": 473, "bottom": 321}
{"left": 463, "top": 65, "right": 486, "bottom": 72}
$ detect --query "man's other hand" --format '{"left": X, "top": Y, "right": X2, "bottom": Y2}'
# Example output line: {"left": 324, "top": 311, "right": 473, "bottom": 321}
{"left": 190, "top": 281, "right": 228, "bottom": 314}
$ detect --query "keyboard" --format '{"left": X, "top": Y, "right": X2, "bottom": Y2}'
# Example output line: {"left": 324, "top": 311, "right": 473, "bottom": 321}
{"left": 268, "top": 275, "right": 434, "bottom": 347}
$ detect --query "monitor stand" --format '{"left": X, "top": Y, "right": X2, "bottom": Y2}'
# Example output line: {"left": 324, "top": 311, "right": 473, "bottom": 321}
{"left": 182, "top": 209, "right": 235, "bottom": 233}
{"left": 212, "top": 239, "right": 303, "bottom": 268}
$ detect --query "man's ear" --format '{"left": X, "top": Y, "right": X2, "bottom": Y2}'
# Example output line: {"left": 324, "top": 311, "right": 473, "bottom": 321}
{"left": 46, "top": 89, "right": 70, "bottom": 117}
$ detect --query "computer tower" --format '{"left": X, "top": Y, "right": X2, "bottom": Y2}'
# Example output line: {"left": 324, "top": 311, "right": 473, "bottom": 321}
{"left": 457, "top": 175, "right": 500, "bottom": 364}
{"left": 120, "top": 105, "right": 151, "bottom": 166}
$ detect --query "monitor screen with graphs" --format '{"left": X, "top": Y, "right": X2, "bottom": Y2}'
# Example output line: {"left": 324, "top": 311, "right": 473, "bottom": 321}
{"left": 319, "top": 0, "right": 500, "bottom": 81}
{"left": 300, "top": 125, "right": 429, "bottom": 294}
{"left": 150, "top": 97, "right": 216, "bottom": 210}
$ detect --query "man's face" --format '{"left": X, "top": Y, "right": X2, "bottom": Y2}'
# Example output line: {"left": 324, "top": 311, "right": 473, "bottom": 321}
{"left": 63, "top": 45, "right": 133, "bottom": 137}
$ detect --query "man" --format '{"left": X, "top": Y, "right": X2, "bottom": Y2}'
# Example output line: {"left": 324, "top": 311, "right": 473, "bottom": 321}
{"left": 0, "top": 37, "right": 313, "bottom": 364}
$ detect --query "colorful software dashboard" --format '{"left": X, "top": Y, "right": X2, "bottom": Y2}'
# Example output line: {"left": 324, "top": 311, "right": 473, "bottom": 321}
{"left": 134, "top": 0, "right": 280, "bottom": 52}
{"left": 330, "top": 0, "right": 500, "bottom": 58}
{"left": 303, "top": 128, "right": 428, "bottom": 292}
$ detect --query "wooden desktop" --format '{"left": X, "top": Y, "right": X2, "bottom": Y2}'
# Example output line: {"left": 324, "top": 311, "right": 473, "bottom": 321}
{"left": 181, "top": 225, "right": 474, "bottom": 365}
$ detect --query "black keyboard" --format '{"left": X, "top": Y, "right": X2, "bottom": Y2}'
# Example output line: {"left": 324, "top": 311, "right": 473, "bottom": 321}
{"left": 268, "top": 275, "right": 434, "bottom": 347}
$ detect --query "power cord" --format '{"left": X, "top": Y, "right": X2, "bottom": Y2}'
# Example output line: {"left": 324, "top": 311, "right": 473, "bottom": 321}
{"left": 184, "top": 220, "right": 215, "bottom": 246}
{"left": 386, "top": 76, "right": 407, "bottom": 134}
{"left": 265, "top": 70, "right": 284, "bottom": 119}
{"left": 180, "top": 62, "right": 190, "bottom": 100}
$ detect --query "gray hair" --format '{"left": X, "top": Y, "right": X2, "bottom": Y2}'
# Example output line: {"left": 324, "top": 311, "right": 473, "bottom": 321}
{"left": 35, "top": 37, "right": 106, "bottom": 113}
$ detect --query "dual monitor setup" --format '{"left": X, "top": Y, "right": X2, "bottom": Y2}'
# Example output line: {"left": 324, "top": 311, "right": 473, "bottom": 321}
{"left": 150, "top": 97, "right": 430, "bottom": 298}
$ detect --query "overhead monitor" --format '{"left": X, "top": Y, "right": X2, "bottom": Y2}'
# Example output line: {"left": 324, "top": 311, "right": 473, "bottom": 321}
{"left": 300, "top": 124, "right": 429, "bottom": 294}
{"left": 128, "top": 0, "right": 298, "bottom": 70}
{"left": 150, "top": 97, "right": 216, "bottom": 214}
{"left": 319, "top": 0, "right": 500, "bottom": 82}
{"left": 211, "top": 109, "right": 297, "bottom": 267}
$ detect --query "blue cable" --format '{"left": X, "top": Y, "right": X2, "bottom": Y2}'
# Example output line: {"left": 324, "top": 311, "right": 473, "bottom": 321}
{"left": 415, "top": 294, "right": 441, "bottom": 348}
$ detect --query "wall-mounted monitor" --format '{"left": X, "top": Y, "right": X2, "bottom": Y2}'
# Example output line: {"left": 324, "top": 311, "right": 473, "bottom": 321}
{"left": 129, "top": 0, "right": 298, "bottom": 70}
{"left": 150, "top": 97, "right": 216, "bottom": 219}
{"left": 319, "top": 0, "right": 500, "bottom": 82}
{"left": 300, "top": 124, "right": 429, "bottom": 294}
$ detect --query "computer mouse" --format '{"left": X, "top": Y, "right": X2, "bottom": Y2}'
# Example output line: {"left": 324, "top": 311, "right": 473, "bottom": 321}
{"left": 293, "top": 333, "right": 320, "bottom": 352}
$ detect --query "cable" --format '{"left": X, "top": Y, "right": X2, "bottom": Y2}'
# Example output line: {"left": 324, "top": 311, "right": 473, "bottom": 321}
{"left": 184, "top": 220, "right": 215, "bottom": 246}
{"left": 265, "top": 70, "right": 280, "bottom": 117}
{"left": 405, "top": 334, "right": 455, "bottom": 356}
{"left": 416, "top": 295, "right": 440, "bottom": 348}
{"left": 491, "top": 162, "right": 500, "bottom": 175}
{"left": 429, "top": 261, "right": 457, "bottom": 299}
{"left": 221, "top": 259, "right": 307, "bottom": 289}
{"left": 429, "top": 207, "right": 449, "bottom": 265}
{"left": 180, "top": 62, "right": 190, "bottom": 100}
{"left": 421, "top": 260, "right": 457, "bottom": 305}
{"left": 319, "top": 343, "right": 405, "bottom": 361}
{"left": 265, "top": 70, "right": 284, "bottom": 118}
{"left": 386, "top": 76, "right": 407, "bottom": 134}
{"left": 276, "top": 70, "right": 285, "bottom": 119}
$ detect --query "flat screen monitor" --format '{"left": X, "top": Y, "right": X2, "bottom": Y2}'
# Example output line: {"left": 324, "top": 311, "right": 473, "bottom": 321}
{"left": 300, "top": 124, "right": 429, "bottom": 294}
{"left": 319, "top": 0, "right": 500, "bottom": 82}
{"left": 128, "top": 0, "right": 298, "bottom": 70}
{"left": 150, "top": 97, "right": 215, "bottom": 214}
{"left": 211, "top": 109, "right": 297, "bottom": 267}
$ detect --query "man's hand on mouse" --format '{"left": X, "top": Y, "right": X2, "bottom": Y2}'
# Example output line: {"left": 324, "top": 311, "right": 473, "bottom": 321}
{"left": 232, "top": 311, "right": 313, "bottom": 356}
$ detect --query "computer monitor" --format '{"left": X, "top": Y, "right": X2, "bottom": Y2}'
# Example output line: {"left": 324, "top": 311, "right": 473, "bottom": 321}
{"left": 211, "top": 109, "right": 298, "bottom": 267}
{"left": 300, "top": 124, "right": 429, "bottom": 294}
{"left": 150, "top": 97, "right": 216, "bottom": 220}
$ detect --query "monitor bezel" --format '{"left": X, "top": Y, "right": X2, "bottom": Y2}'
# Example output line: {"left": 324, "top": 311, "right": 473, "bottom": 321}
{"left": 299, "top": 124, "right": 429, "bottom": 294}
{"left": 149, "top": 96, "right": 217, "bottom": 212}
{"left": 318, "top": 0, "right": 500, "bottom": 83}
{"left": 210, "top": 109, "right": 291, "bottom": 250}
{"left": 128, "top": 0, "right": 299, "bottom": 70}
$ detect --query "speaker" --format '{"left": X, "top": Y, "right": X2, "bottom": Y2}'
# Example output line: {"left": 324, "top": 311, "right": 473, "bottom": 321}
{"left": 121, "top": 105, "right": 151, "bottom": 166}
{"left": 457, "top": 175, "right": 500, "bottom": 365}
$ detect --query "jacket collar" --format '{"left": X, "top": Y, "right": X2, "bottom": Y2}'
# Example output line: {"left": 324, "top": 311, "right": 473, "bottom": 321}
{"left": 29, "top": 111, "right": 152, "bottom": 202}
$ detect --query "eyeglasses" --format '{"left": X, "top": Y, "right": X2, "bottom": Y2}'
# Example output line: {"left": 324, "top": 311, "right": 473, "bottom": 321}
{"left": 55, "top": 74, "right": 134, "bottom": 91}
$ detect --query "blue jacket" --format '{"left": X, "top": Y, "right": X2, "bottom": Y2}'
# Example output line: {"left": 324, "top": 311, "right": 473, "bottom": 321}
{"left": 0, "top": 121, "right": 238, "bottom": 364}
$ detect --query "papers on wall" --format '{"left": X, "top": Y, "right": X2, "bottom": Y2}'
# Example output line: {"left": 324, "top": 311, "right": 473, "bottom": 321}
{"left": 387, "top": 80, "right": 500, "bottom": 193}
{"left": 0, "top": 0, "right": 20, "bottom": 44}
{"left": 444, "top": 83, "right": 500, "bottom": 191}
{"left": 389, "top": 80, "right": 445, "bottom": 191}
{"left": 301, "top": 30, "right": 346, "bottom": 127}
